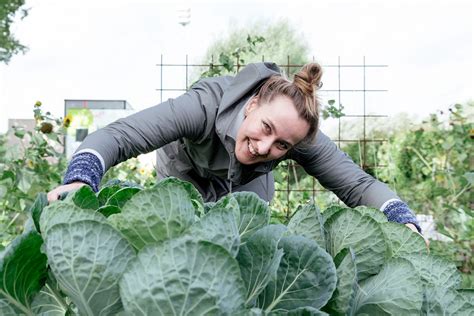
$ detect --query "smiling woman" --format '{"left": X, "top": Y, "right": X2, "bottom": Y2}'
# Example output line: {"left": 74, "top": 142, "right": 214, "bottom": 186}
{"left": 235, "top": 95, "right": 310, "bottom": 165}
{"left": 47, "top": 61, "right": 423, "bottom": 236}
{"left": 234, "top": 63, "right": 322, "bottom": 165}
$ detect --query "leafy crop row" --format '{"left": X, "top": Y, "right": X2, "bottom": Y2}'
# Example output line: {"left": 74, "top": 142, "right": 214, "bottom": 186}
{"left": 0, "top": 178, "right": 472, "bottom": 315}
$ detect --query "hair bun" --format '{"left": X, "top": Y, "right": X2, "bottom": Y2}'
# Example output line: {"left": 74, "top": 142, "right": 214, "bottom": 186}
{"left": 293, "top": 63, "right": 323, "bottom": 94}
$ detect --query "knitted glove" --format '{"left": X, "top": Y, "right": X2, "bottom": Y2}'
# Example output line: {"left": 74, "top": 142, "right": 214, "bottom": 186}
{"left": 63, "top": 152, "right": 104, "bottom": 192}
{"left": 382, "top": 199, "right": 421, "bottom": 233}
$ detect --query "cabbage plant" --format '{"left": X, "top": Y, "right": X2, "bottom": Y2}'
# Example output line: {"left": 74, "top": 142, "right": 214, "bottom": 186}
{"left": 0, "top": 178, "right": 472, "bottom": 315}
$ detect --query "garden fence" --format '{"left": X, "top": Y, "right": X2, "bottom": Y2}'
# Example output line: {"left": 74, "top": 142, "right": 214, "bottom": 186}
{"left": 156, "top": 55, "right": 389, "bottom": 219}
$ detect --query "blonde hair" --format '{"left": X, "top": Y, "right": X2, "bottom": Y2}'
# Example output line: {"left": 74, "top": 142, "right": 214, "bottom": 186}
{"left": 256, "top": 63, "right": 323, "bottom": 143}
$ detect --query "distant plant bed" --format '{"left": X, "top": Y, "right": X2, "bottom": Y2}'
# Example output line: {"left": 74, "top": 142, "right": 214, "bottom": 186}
{"left": 0, "top": 178, "right": 472, "bottom": 315}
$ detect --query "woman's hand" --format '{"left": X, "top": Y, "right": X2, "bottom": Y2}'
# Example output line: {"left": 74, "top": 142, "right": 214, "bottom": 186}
{"left": 47, "top": 182, "right": 88, "bottom": 202}
{"left": 405, "top": 223, "right": 430, "bottom": 250}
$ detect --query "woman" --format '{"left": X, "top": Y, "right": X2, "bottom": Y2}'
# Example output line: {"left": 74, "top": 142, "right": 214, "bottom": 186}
{"left": 47, "top": 62, "right": 422, "bottom": 234}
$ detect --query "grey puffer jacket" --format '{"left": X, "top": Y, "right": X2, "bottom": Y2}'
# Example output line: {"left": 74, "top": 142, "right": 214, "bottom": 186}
{"left": 75, "top": 62, "right": 399, "bottom": 209}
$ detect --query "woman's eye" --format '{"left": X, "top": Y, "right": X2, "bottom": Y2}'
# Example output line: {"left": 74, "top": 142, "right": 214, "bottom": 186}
{"left": 277, "top": 142, "right": 289, "bottom": 150}
{"left": 262, "top": 122, "right": 271, "bottom": 133}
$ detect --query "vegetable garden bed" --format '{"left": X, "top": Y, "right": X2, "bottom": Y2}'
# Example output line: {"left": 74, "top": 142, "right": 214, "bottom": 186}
{"left": 1, "top": 178, "right": 472, "bottom": 315}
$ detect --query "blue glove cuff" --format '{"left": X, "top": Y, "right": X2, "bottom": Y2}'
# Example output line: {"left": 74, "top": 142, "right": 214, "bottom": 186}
{"left": 382, "top": 200, "right": 422, "bottom": 233}
{"left": 63, "top": 152, "right": 104, "bottom": 192}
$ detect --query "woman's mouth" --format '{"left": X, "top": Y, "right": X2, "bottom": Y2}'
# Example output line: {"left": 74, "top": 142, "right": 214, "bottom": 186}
{"left": 247, "top": 139, "right": 258, "bottom": 158}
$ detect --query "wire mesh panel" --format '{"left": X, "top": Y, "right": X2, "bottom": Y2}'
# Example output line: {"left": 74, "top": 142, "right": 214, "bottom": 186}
{"left": 156, "top": 55, "right": 388, "bottom": 220}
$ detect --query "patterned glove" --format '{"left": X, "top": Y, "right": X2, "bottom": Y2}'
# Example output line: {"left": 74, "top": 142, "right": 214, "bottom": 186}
{"left": 63, "top": 152, "right": 104, "bottom": 192}
{"left": 382, "top": 199, "right": 421, "bottom": 233}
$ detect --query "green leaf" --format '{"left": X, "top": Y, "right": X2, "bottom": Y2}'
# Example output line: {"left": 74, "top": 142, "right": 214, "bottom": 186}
{"left": 29, "top": 192, "right": 48, "bottom": 233}
{"left": 0, "top": 184, "right": 7, "bottom": 200}
{"left": 1, "top": 170, "right": 15, "bottom": 182}
{"left": 233, "top": 192, "right": 270, "bottom": 242}
{"left": 259, "top": 235, "right": 337, "bottom": 312}
{"left": 44, "top": 220, "right": 136, "bottom": 316}
{"left": 219, "top": 53, "right": 234, "bottom": 72}
{"left": 0, "top": 231, "right": 48, "bottom": 315}
{"left": 321, "top": 204, "right": 347, "bottom": 224}
{"left": 235, "top": 308, "right": 264, "bottom": 316}
{"left": 62, "top": 185, "right": 99, "bottom": 210}
{"left": 463, "top": 172, "right": 474, "bottom": 185}
{"left": 325, "top": 209, "right": 386, "bottom": 280}
{"left": 402, "top": 254, "right": 462, "bottom": 289}
{"left": 168, "top": 177, "right": 205, "bottom": 216}
{"left": 31, "top": 284, "right": 68, "bottom": 316}
{"left": 237, "top": 225, "right": 287, "bottom": 306}
{"left": 31, "top": 269, "right": 69, "bottom": 315}
{"left": 188, "top": 207, "right": 240, "bottom": 257}
{"left": 105, "top": 187, "right": 141, "bottom": 209}
{"left": 157, "top": 177, "right": 204, "bottom": 215}
{"left": 40, "top": 201, "right": 106, "bottom": 236}
{"left": 381, "top": 222, "right": 428, "bottom": 258}
{"left": 0, "top": 301, "right": 18, "bottom": 316}
{"left": 120, "top": 237, "right": 246, "bottom": 315}
{"left": 18, "top": 169, "right": 34, "bottom": 193}
{"left": 108, "top": 179, "right": 196, "bottom": 250}
{"left": 97, "top": 205, "right": 121, "bottom": 217}
{"left": 270, "top": 307, "right": 329, "bottom": 315}
{"left": 287, "top": 204, "right": 325, "bottom": 247}
{"left": 351, "top": 258, "right": 423, "bottom": 315}
{"left": 14, "top": 128, "right": 25, "bottom": 139}
{"left": 204, "top": 201, "right": 216, "bottom": 213}
{"left": 423, "top": 286, "right": 474, "bottom": 315}
{"left": 323, "top": 248, "right": 357, "bottom": 315}
{"left": 97, "top": 185, "right": 121, "bottom": 206}
{"left": 354, "top": 206, "right": 388, "bottom": 223}
{"left": 212, "top": 194, "right": 240, "bottom": 221}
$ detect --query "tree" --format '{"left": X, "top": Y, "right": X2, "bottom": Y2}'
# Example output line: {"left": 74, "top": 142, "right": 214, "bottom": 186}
{"left": 0, "top": 0, "right": 29, "bottom": 64}
{"left": 197, "top": 18, "right": 311, "bottom": 78}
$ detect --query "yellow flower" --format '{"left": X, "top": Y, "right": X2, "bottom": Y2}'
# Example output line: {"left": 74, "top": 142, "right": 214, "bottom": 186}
{"left": 63, "top": 114, "right": 73, "bottom": 128}
{"left": 139, "top": 168, "right": 146, "bottom": 175}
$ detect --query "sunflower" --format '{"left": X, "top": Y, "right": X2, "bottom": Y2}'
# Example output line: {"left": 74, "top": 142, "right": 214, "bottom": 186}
{"left": 40, "top": 122, "right": 53, "bottom": 134}
{"left": 63, "top": 114, "right": 73, "bottom": 128}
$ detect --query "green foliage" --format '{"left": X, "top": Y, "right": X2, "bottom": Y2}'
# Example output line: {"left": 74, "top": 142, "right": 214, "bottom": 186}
{"left": 2, "top": 178, "right": 472, "bottom": 314}
{"left": 271, "top": 160, "right": 340, "bottom": 222}
{"left": 322, "top": 99, "right": 345, "bottom": 120}
{"left": 339, "top": 102, "right": 473, "bottom": 281}
{"left": 0, "top": 230, "right": 47, "bottom": 315}
{"left": 0, "top": 102, "right": 67, "bottom": 248}
{"left": 377, "top": 102, "right": 473, "bottom": 277}
{"left": 198, "top": 19, "right": 310, "bottom": 78}
{"left": 101, "top": 157, "right": 156, "bottom": 188}
{"left": 0, "top": 0, "right": 28, "bottom": 64}
{"left": 198, "top": 34, "right": 266, "bottom": 79}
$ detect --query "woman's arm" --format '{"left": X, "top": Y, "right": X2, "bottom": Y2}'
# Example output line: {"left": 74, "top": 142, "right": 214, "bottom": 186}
{"left": 293, "top": 131, "right": 398, "bottom": 207}
{"left": 292, "top": 130, "right": 421, "bottom": 232}
{"left": 47, "top": 79, "right": 225, "bottom": 202}
{"left": 74, "top": 82, "right": 217, "bottom": 172}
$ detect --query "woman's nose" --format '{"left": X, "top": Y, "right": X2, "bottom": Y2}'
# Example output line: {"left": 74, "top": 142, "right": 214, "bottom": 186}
{"left": 257, "top": 139, "right": 272, "bottom": 155}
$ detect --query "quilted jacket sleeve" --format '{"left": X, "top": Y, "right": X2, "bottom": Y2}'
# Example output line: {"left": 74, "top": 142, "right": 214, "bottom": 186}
{"left": 75, "top": 79, "right": 225, "bottom": 172}
{"left": 291, "top": 130, "right": 400, "bottom": 209}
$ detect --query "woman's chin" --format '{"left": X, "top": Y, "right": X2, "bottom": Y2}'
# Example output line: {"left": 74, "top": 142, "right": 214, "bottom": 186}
{"left": 235, "top": 151, "right": 254, "bottom": 165}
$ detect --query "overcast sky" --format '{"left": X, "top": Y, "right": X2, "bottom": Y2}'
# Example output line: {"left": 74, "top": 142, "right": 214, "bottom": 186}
{"left": 0, "top": 0, "right": 472, "bottom": 133}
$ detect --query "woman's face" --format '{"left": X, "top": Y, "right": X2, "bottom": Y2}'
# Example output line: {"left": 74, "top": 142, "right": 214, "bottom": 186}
{"left": 235, "top": 95, "right": 310, "bottom": 165}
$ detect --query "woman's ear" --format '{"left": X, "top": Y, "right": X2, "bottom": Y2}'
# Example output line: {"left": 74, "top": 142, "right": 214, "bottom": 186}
{"left": 245, "top": 97, "right": 259, "bottom": 116}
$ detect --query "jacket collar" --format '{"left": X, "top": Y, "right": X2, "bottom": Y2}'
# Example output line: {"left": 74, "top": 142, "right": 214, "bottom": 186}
{"left": 214, "top": 63, "right": 281, "bottom": 183}
{"left": 215, "top": 63, "right": 281, "bottom": 149}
